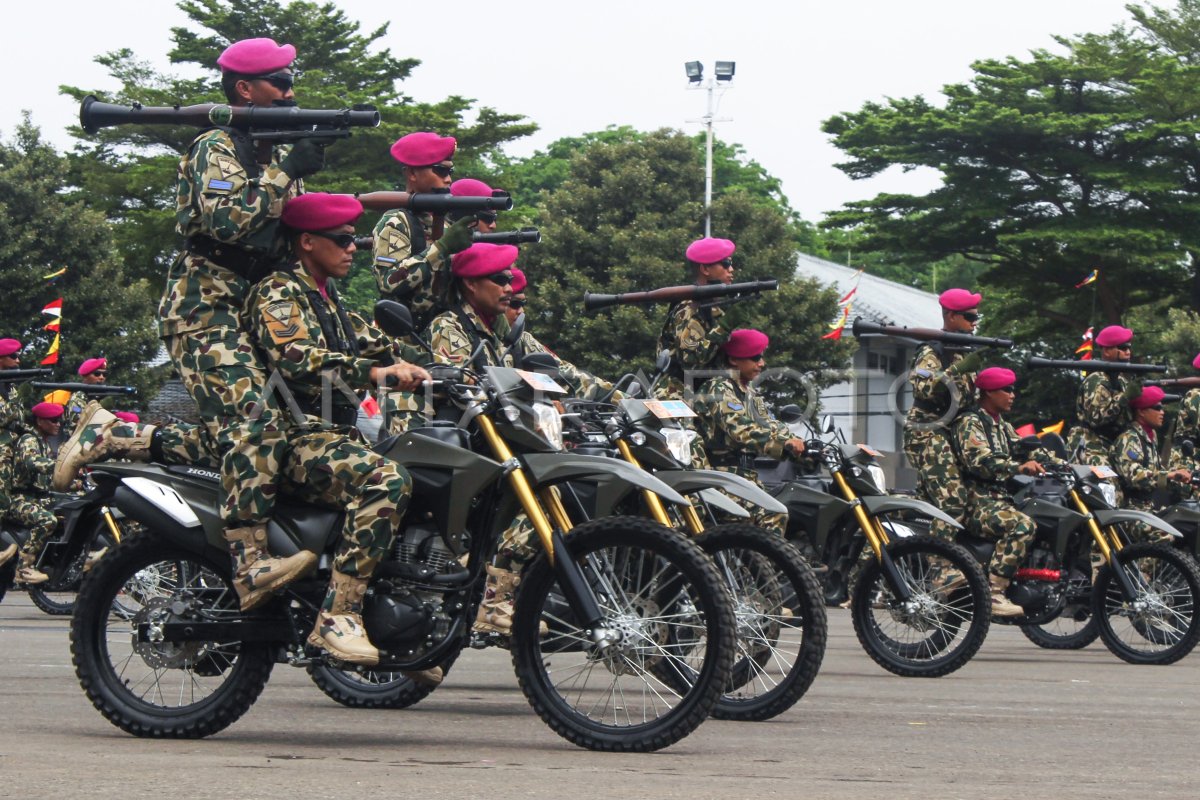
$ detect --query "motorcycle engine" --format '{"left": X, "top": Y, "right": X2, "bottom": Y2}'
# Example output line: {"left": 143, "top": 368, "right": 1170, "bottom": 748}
{"left": 362, "top": 524, "right": 467, "bottom": 651}
{"left": 1008, "top": 543, "right": 1059, "bottom": 617}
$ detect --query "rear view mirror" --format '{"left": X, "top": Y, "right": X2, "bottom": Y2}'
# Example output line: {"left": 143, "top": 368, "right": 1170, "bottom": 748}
{"left": 374, "top": 300, "right": 414, "bottom": 338}
{"left": 778, "top": 404, "right": 804, "bottom": 424}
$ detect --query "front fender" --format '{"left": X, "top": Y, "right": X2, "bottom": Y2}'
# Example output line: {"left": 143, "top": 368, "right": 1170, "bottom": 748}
{"left": 1093, "top": 507, "right": 1183, "bottom": 539}
{"left": 861, "top": 494, "right": 963, "bottom": 530}
{"left": 655, "top": 469, "right": 788, "bottom": 515}
{"left": 696, "top": 488, "right": 751, "bottom": 519}
{"left": 521, "top": 453, "right": 688, "bottom": 507}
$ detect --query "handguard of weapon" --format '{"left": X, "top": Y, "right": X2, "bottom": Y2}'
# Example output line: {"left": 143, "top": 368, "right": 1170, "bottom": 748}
{"left": 79, "top": 95, "right": 380, "bottom": 135}
{"left": 472, "top": 227, "right": 541, "bottom": 245}
{"left": 31, "top": 382, "right": 136, "bottom": 396}
{"left": 584, "top": 279, "right": 779, "bottom": 312}
{"left": 0, "top": 368, "right": 53, "bottom": 383}
{"left": 355, "top": 191, "right": 514, "bottom": 214}
{"left": 1145, "top": 376, "right": 1200, "bottom": 389}
{"left": 1026, "top": 356, "right": 1167, "bottom": 374}
{"left": 851, "top": 317, "right": 1014, "bottom": 349}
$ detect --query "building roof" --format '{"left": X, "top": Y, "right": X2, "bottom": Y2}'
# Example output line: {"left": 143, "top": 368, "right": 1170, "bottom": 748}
{"left": 793, "top": 253, "right": 942, "bottom": 329}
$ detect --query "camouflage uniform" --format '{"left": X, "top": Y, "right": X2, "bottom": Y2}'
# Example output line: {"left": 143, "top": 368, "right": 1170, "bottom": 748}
{"left": 429, "top": 301, "right": 513, "bottom": 368}
{"left": 60, "top": 390, "right": 90, "bottom": 434}
{"left": 160, "top": 128, "right": 301, "bottom": 527}
{"left": 902, "top": 343, "right": 974, "bottom": 540}
{"left": 515, "top": 331, "right": 617, "bottom": 401}
{"left": 4, "top": 429, "right": 58, "bottom": 561}
{"left": 692, "top": 373, "right": 792, "bottom": 533}
{"left": 0, "top": 384, "right": 24, "bottom": 516}
{"left": 1066, "top": 370, "right": 1137, "bottom": 503}
{"left": 952, "top": 409, "right": 1039, "bottom": 579}
{"left": 372, "top": 209, "right": 451, "bottom": 329}
{"left": 1112, "top": 422, "right": 1184, "bottom": 544}
{"left": 1169, "top": 388, "right": 1200, "bottom": 472}
{"left": 656, "top": 300, "right": 727, "bottom": 401}
{"left": 247, "top": 264, "right": 412, "bottom": 576}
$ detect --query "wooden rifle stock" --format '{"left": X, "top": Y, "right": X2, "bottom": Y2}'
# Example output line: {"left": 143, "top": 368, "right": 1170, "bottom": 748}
{"left": 1145, "top": 376, "right": 1200, "bottom": 390}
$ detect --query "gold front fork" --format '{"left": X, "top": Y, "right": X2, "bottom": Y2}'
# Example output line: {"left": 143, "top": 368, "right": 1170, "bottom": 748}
{"left": 1069, "top": 489, "right": 1120, "bottom": 562}
{"left": 833, "top": 471, "right": 888, "bottom": 559}
{"left": 616, "top": 439, "right": 706, "bottom": 535}
{"left": 476, "top": 415, "right": 562, "bottom": 564}
{"left": 101, "top": 507, "right": 122, "bottom": 543}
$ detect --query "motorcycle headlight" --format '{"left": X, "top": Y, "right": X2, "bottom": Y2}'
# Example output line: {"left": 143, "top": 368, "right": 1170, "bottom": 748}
{"left": 1098, "top": 481, "right": 1117, "bottom": 507}
{"left": 531, "top": 403, "right": 564, "bottom": 451}
{"left": 866, "top": 464, "right": 888, "bottom": 494}
{"left": 663, "top": 428, "right": 696, "bottom": 467}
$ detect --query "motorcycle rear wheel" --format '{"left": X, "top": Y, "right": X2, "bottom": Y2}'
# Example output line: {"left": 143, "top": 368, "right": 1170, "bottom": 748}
{"left": 1092, "top": 543, "right": 1200, "bottom": 665}
{"left": 510, "top": 516, "right": 734, "bottom": 752}
{"left": 71, "top": 533, "right": 273, "bottom": 738}
{"left": 27, "top": 520, "right": 121, "bottom": 616}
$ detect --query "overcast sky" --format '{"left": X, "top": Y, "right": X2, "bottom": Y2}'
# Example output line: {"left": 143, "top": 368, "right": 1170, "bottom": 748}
{"left": 5, "top": 0, "right": 1143, "bottom": 222}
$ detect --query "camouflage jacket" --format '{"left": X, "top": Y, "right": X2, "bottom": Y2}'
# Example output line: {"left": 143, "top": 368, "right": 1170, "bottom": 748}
{"left": 1169, "top": 388, "right": 1200, "bottom": 471}
{"left": 1068, "top": 371, "right": 1136, "bottom": 443}
{"left": 0, "top": 383, "right": 24, "bottom": 446}
{"left": 953, "top": 410, "right": 1028, "bottom": 499}
{"left": 371, "top": 209, "right": 450, "bottom": 325}
{"left": 429, "top": 301, "right": 513, "bottom": 368}
{"left": 905, "top": 342, "right": 974, "bottom": 430}
{"left": 246, "top": 264, "right": 398, "bottom": 427}
{"left": 159, "top": 129, "right": 302, "bottom": 337}
{"left": 655, "top": 299, "right": 727, "bottom": 400}
{"left": 12, "top": 430, "right": 54, "bottom": 495}
{"left": 1113, "top": 423, "right": 1182, "bottom": 505}
{"left": 693, "top": 374, "right": 794, "bottom": 467}
{"left": 517, "top": 331, "right": 617, "bottom": 401}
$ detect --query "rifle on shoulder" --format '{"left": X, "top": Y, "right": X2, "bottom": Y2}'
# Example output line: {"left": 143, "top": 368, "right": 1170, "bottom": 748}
{"left": 0, "top": 368, "right": 53, "bottom": 384}
{"left": 1145, "top": 376, "right": 1200, "bottom": 390}
{"left": 584, "top": 279, "right": 778, "bottom": 312}
{"left": 851, "top": 318, "right": 1014, "bottom": 350}
{"left": 31, "top": 382, "right": 137, "bottom": 397}
{"left": 1026, "top": 356, "right": 1167, "bottom": 374}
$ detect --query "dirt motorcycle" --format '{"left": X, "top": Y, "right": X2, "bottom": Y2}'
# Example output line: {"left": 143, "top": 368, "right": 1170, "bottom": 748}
{"left": 71, "top": 302, "right": 736, "bottom": 753}
{"left": 759, "top": 424, "right": 992, "bottom": 678}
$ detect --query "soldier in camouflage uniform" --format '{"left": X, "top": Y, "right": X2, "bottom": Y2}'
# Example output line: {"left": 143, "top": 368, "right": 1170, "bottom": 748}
{"left": 3, "top": 403, "right": 71, "bottom": 584}
{"left": 1113, "top": 385, "right": 1191, "bottom": 543}
{"left": 248, "top": 193, "right": 433, "bottom": 672}
{"left": 1065, "top": 325, "right": 1142, "bottom": 503}
{"left": 0, "top": 338, "right": 29, "bottom": 568}
{"left": 1168, "top": 352, "right": 1200, "bottom": 473}
{"left": 692, "top": 329, "right": 802, "bottom": 535}
{"left": 372, "top": 132, "right": 476, "bottom": 330}
{"left": 953, "top": 367, "right": 1059, "bottom": 617}
{"left": 155, "top": 38, "right": 327, "bottom": 609}
{"left": 60, "top": 357, "right": 108, "bottom": 433}
{"left": 902, "top": 288, "right": 986, "bottom": 540}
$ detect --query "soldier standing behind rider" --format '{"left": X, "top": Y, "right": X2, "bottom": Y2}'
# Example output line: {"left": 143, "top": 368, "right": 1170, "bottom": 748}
{"left": 1113, "top": 385, "right": 1191, "bottom": 543}
{"left": 902, "top": 288, "right": 984, "bottom": 541}
{"left": 1168, "top": 352, "right": 1200, "bottom": 474}
{"left": 656, "top": 237, "right": 736, "bottom": 402}
{"left": 60, "top": 357, "right": 107, "bottom": 433}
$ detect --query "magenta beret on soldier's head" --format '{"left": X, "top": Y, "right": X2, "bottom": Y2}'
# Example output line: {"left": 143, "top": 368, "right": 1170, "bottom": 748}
{"left": 0, "top": 338, "right": 21, "bottom": 357}
{"left": 281, "top": 193, "right": 363, "bottom": 232}
{"left": 450, "top": 178, "right": 493, "bottom": 198}
{"left": 78, "top": 357, "right": 107, "bottom": 376}
{"left": 1130, "top": 385, "right": 1166, "bottom": 410}
{"left": 113, "top": 411, "right": 140, "bottom": 424}
{"left": 685, "top": 237, "right": 736, "bottom": 265}
{"left": 723, "top": 329, "right": 769, "bottom": 359}
{"left": 975, "top": 367, "right": 1017, "bottom": 392}
{"left": 216, "top": 38, "right": 297, "bottom": 74}
{"left": 509, "top": 268, "right": 528, "bottom": 294}
{"left": 938, "top": 288, "right": 982, "bottom": 312}
{"left": 1094, "top": 325, "right": 1133, "bottom": 348}
{"left": 452, "top": 243, "right": 519, "bottom": 279}
{"left": 390, "top": 132, "right": 457, "bottom": 167}
{"left": 31, "top": 402, "right": 63, "bottom": 420}
{"left": 1192, "top": 352, "right": 1200, "bottom": 371}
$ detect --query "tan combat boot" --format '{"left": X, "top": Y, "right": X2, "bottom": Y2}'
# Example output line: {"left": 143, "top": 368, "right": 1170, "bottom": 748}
{"left": 15, "top": 551, "right": 48, "bottom": 585}
{"left": 223, "top": 524, "right": 317, "bottom": 611}
{"left": 989, "top": 574, "right": 1024, "bottom": 618}
{"left": 475, "top": 564, "right": 520, "bottom": 634}
{"left": 309, "top": 570, "right": 380, "bottom": 666}
{"left": 83, "top": 547, "right": 108, "bottom": 573}
{"left": 0, "top": 542, "right": 16, "bottom": 568}
{"left": 54, "top": 402, "right": 151, "bottom": 491}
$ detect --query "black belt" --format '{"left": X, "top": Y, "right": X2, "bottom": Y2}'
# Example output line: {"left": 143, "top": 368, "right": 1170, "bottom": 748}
{"left": 297, "top": 397, "right": 359, "bottom": 428}
{"left": 186, "top": 235, "right": 280, "bottom": 280}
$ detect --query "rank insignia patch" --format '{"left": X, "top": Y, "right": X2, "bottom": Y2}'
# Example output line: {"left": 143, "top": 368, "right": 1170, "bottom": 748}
{"left": 263, "top": 301, "right": 305, "bottom": 344}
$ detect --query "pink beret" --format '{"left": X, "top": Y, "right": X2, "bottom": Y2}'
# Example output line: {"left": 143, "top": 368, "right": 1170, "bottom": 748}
{"left": 452, "top": 243, "right": 519, "bottom": 279}
{"left": 939, "top": 288, "right": 981, "bottom": 312}
{"left": 216, "top": 38, "right": 296, "bottom": 74}
{"left": 1130, "top": 385, "right": 1166, "bottom": 410}
{"left": 281, "top": 193, "right": 363, "bottom": 231}
{"left": 1095, "top": 325, "right": 1133, "bottom": 348}
{"left": 78, "top": 357, "right": 107, "bottom": 376}
{"left": 685, "top": 237, "right": 736, "bottom": 265}
{"left": 113, "top": 411, "right": 140, "bottom": 424}
{"left": 31, "top": 402, "right": 63, "bottom": 420}
{"left": 390, "top": 132, "right": 456, "bottom": 167}
{"left": 1192, "top": 352, "right": 1200, "bottom": 371}
{"left": 723, "top": 329, "right": 769, "bottom": 359}
{"left": 450, "top": 178, "right": 492, "bottom": 197}
{"left": 509, "top": 268, "right": 528, "bottom": 294}
{"left": 0, "top": 338, "right": 21, "bottom": 357}
{"left": 976, "top": 367, "right": 1017, "bottom": 392}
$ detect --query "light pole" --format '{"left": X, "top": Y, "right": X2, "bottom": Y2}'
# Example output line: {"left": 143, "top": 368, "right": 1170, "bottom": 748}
{"left": 685, "top": 60, "right": 735, "bottom": 237}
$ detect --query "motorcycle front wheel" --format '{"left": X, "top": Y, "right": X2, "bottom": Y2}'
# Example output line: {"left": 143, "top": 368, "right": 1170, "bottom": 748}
{"left": 851, "top": 534, "right": 990, "bottom": 677}
{"left": 510, "top": 516, "right": 735, "bottom": 752}
{"left": 71, "top": 533, "right": 274, "bottom": 738}
{"left": 1092, "top": 543, "right": 1200, "bottom": 665}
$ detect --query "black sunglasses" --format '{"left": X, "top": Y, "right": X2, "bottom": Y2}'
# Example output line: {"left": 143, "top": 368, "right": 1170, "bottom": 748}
{"left": 475, "top": 211, "right": 498, "bottom": 224}
{"left": 308, "top": 231, "right": 357, "bottom": 249}
{"left": 1149, "top": 404, "right": 1165, "bottom": 411}
{"left": 429, "top": 164, "right": 454, "bottom": 178}
{"left": 995, "top": 386, "right": 1016, "bottom": 394}
{"left": 508, "top": 298, "right": 526, "bottom": 310}
{"left": 737, "top": 353, "right": 764, "bottom": 363}
{"left": 1114, "top": 343, "right": 1132, "bottom": 351}
{"left": 92, "top": 370, "right": 107, "bottom": 377}
{"left": 484, "top": 272, "right": 514, "bottom": 287}
{"left": 249, "top": 71, "right": 295, "bottom": 91}
{"left": 958, "top": 311, "right": 981, "bottom": 323}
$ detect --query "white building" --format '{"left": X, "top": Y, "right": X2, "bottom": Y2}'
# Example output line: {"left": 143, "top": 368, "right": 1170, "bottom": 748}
{"left": 794, "top": 253, "right": 943, "bottom": 490}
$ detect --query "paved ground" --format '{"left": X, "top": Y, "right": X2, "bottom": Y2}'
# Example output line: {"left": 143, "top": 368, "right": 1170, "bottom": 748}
{"left": 1, "top": 593, "right": 1195, "bottom": 800}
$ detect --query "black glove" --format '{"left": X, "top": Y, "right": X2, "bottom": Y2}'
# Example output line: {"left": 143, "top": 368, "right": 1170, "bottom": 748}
{"left": 437, "top": 216, "right": 476, "bottom": 256}
{"left": 948, "top": 350, "right": 985, "bottom": 376}
{"left": 280, "top": 138, "right": 327, "bottom": 180}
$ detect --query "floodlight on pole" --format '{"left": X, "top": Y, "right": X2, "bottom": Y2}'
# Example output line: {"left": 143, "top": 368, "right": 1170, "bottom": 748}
{"left": 684, "top": 61, "right": 735, "bottom": 237}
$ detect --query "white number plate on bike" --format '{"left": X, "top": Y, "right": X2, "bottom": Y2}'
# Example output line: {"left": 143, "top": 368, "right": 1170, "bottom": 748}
{"left": 1091, "top": 465, "right": 1117, "bottom": 479}
{"left": 644, "top": 400, "right": 697, "bottom": 419}
{"left": 517, "top": 370, "right": 568, "bottom": 393}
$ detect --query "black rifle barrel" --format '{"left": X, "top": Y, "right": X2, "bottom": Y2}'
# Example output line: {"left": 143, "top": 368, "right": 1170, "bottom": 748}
{"left": 851, "top": 317, "right": 1014, "bottom": 349}
{"left": 0, "top": 368, "right": 53, "bottom": 383}
{"left": 31, "top": 382, "right": 137, "bottom": 395}
{"left": 584, "top": 279, "right": 779, "bottom": 311}
{"left": 80, "top": 95, "right": 380, "bottom": 135}
{"left": 472, "top": 227, "right": 541, "bottom": 245}
{"left": 1026, "top": 356, "right": 1167, "bottom": 374}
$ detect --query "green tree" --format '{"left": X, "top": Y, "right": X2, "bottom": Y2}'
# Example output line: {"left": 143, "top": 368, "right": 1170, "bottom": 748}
{"left": 514, "top": 128, "right": 852, "bottom": 398}
{"left": 0, "top": 116, "right": 162, "bottom": 402}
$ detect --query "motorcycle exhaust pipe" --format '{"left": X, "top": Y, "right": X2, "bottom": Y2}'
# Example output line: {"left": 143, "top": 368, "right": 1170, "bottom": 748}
{"left": 1014, "top": 568, "right": 1062, "bottom": 581}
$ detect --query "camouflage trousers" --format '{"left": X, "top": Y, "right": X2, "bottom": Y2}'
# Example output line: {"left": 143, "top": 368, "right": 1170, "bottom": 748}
{"left": 1120, "top": 500, "right": 1174, "bottom": 545}
{"left": 88, "top": 421, "right": 220, "bottom": 469}
{"left": 281, "top": 428, "right": 411, "bottom": 578}
{"left": 713, "top": 466, "right": 787, "bottom": 534}
{"left": 0, "top": 439, "right": 13, "bottom": 516}
{"left": 1066, "top": 427, "right": 1123, "bottom": 505}
{"left": 903, "top": 425, "right": 968, "bottom": 540}
{"left": 383, "top": 389, "right": 428, "bottom": 437}
{"left": 4, "top": 494, "right": 56, "bottom": 557}
{"left": 965, "top": 495, "right": 1035, "bottom": 579}
{"left": 166, "top": 327, "right": 289, "bottom": 526}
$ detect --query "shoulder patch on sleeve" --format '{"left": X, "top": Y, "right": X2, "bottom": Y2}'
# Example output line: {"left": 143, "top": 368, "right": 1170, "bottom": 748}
{"left": 213, "top": 155, "right": 244, "bottom": 179}
{"left": 1127, "top": 449, "right": 1141, "bottom": 461}
{"left": 727, "top": 401, "right": 744, "bottom": 411}
{"left": 205, "top": 178, "right": 234, "bottom": 193}
{"left": 262, "top": 300, "right": 305, "bottom": 345}
{"left": 914, "top": 369, "right": 933, "bottom": 379}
